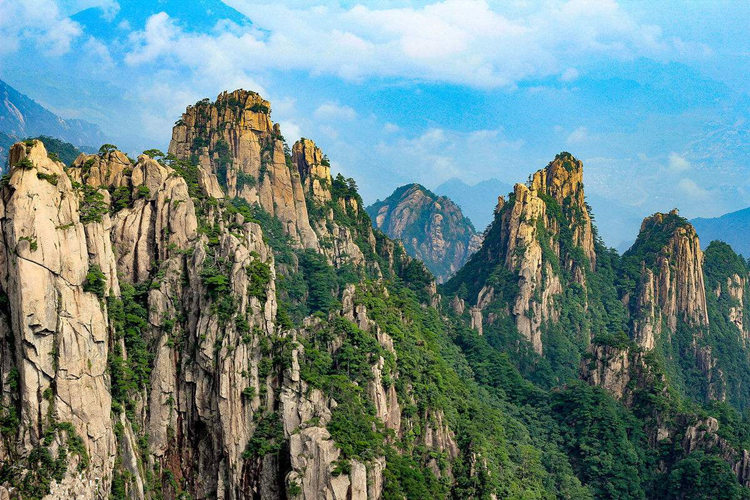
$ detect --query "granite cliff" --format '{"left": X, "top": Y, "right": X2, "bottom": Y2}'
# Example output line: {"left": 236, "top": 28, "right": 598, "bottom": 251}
{"left": 366, "top": 184, "right": 481, "bottom": 282}
{"left": 1, "top": 90, "right": 750, "bottom": 499}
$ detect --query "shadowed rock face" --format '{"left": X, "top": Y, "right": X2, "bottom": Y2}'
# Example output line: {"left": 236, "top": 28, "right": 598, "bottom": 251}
{"left": 366, "top": 184, "right": 481, "bottom": 283}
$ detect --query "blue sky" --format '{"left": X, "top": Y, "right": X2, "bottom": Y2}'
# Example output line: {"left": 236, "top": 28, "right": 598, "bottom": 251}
{"left": 0, "top": 0, "right": 747, "bottom": 247}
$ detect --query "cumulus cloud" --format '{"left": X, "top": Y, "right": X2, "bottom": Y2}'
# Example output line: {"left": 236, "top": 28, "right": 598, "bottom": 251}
{"left": 368, "top": 127, "right": 524, "bottom": 191}
{"left": 0, "top": 0, "right": 83, "bottom": 56}
{"left": 668, "top": 152, "right": 690, "bottom": 172}
{"left": 314, "top": 102, "right": 357, "bottom": 121}
{"left": 118, "top": 0, "right": 706, "bottom": 88}
{"left": 678, "top": 178, "right": 709, "bottom": 199}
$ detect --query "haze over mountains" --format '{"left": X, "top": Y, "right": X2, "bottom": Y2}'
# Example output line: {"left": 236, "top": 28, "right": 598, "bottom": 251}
{"left": 0, "top": 80, "right": 103, "bottom": 167}
{"left": 692, "top": 207, "right": 750, "bottom": 257}
{"left": 366, "top": 184, "right": 482, "bottom": 282}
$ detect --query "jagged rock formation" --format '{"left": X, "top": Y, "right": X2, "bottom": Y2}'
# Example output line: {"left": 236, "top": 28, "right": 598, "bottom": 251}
{"left": 366, "top": 184, "right": 481, "bottom": 282}
{"left": 169, "top": 90, "right": 318, "bottom": 249}
{"left": 3, "top": 91, "right": 750, "bottom": 499}
{"left": 624, "top": 210, "right": 709, "bottom": 350}
{"left": 444, "top": 153, "right": 597, "bottom": 355}
{"left": 619, "top": 210, "right": 724, "bottom": 401}
{"left": 0, "top": 94, "right": 484, "bottom": 500}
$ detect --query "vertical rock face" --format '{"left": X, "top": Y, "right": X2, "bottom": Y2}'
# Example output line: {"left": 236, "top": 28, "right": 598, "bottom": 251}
{"left": 0, "top": 92, "right": 458, "bottom": 499}
{"left": 0, "top": 141, "right": 115, "bottom": 498}
{"left": 168, "top": 90, "right": 319, "bottom": 249}
{"left": 293, "top": 138, "right": 331, "bottom": 204}
{"left": 529, "top": 154, "right": 596, "bottom": 271}
{"left": 626, "top": 210, "right": 709, "bottom": 350}
{"left": 445, "top": 153, "right": 594, "bottom": 355}
{"left": 365, "top": 184, "right": 482, "bottom": 283}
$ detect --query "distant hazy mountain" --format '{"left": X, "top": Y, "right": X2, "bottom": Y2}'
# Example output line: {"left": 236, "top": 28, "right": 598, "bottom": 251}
{"left": 0, "top": 79, "right": 104, "bottom": 166}
{"left": 366, "top": 184, "right": 481, "bottom": 282}
{"left": 692, "top": 207, "right": 750, "bottom": 257}
{"left": 434, "top": 178, "right": 513, "bottom": 232}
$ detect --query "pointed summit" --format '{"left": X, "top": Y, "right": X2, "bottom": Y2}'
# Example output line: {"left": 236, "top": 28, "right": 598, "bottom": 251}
{"left": 445, "top": 152, "right": 600, "bottom": 356}
{"left": 366, "top": 184, "right": 481, "bottom": 282}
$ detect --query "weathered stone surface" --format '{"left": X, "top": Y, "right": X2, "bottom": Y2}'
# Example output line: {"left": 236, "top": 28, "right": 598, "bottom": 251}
{"left": 631, "top": 211, "right": 709, "bottom": 350}
{"left": 168, "top": 90, "right": 319, "bottom": 249}
{"left": 367, "top": 184, "right": 482, "bottom": 282}
{"left": 0, "top": 141, "right": 116, "bottom": 498}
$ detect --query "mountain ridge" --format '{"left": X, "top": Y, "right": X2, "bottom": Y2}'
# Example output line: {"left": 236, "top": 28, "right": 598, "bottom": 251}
{"left": 1, "top": 89, "right": 750, "bottom": 499}
{"left": 0, "top": 79, "right": 105, "bottom": 167}
{"left": 692, "top": 206, "right": 750, "bottom": 257}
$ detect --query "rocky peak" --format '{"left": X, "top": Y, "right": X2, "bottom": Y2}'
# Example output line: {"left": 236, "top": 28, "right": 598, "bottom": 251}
{"left": 293, "top": 138, "right": 331, "bottom": 203}
{"left": 529, "top": 152, "right": 596, "bottom": 270}
{"left": 168, "top": 89, "right": 319, "bottom": 249}
{"left": 445, "top": 153, "right": 597, "bottom": 355}
{"left": 626, "top": 210, "right": 709, "bottom": 350}
{"left": 366, "top": 184, "right": 481, "bottom": 282}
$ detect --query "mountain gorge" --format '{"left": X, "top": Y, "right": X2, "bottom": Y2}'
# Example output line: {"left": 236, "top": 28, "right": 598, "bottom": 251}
{"left": 1, "top": 90, "right": 750, "bottom": 500}
{"left": 366, "top": 184, "right": 481, "bottom": 282}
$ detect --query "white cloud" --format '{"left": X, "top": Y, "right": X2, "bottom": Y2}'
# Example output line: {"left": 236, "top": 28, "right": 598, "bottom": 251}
{"left": 677, "top": 178, "right": 709, "bottom": 199}
{"left": 118, "top": 0, "right": 706, "bottom": 89}
{"left": 369, "top": 127, "right": 525, "bottom": 189}
{"left": 668, "top": 152, "right": 690, "bottom": 171}
{"left": 314, "top": 102, "right": 357, "bottom": 121}
{"left": 278, "top": 120, "right": 302, "bottom": 142}
{"left": 567, "top": 126, "right": 589, "bottom": 143}
{"left": 560, "top": 67, "right": 579, "bottom": 82}
{"left": 0, "top": 0, "right": 82, "bottom": 56}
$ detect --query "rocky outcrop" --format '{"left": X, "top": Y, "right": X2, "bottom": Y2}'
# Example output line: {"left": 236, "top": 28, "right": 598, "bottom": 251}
{"left": 293, "top": 138, "right": 331, "bottom": 204}
{"left": 366, "top": 184, "right": 481, "bottom": 282}
{"left": 446, "top": 153, "right": 594, "bottom": 354}
{"left": 169, "top": 90, "right": 319, "bottom": 249}
{"left": 628, "top": 211, "right": 709, "bottom": 350}
{"left": 0, "top": 140, "right": 116, "bottom": 498}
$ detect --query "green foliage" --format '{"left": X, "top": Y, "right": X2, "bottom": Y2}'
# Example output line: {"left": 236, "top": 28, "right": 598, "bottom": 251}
{"left": 83, "top": 264, "right": 107, "bottom": 298}
{"left": 136, "top": 185, "right": 150, "bottom": 199}
{"left": 142, "top": 149, "right": 165, "bottom": 160}
{"left": 236, "top": 170, "right": 256, "bottom": 190}
{"left": 79, "top": 184, "right": 107, "bottom": 223}
{"left": 242, "top": 412, "right": 283, "bottom": 459}
{"left": 298, "top": 249, "right": 339, "bottom": 314}
{"left": 108, "top": 282, "right": 152, "bottom": 406}
{"left": 110, "top": 185, "right": 131, "bottom": 212}
{"left": 249, "top": 102, "right": 270, "bottom": 114}
{"left": 98, "top": 143, "right": 118, "bottom": 156}
{"left": 36, "top": 171, "right": 58, "bottom": 185}
{"left": 167, "top": 155, "right": 204, "bottom": 200}
{"left": 551, "top": 382, "right": 649, "bottom": 499}
{"left": 15, "top": 157, "right": 34, "bottom": 169}
{"left": 247, "top": 258, "right": 271, "bottom": 302}
{"left": 659, "top": 451, "right": 749, "bottom": 499}
{"left": 201, "top": 264, "right": 230, "bottom": 299}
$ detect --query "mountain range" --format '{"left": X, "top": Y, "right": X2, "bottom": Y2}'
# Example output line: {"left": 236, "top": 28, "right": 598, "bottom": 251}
{"left": 0, "top": 79, "right": 104, "bottom": 167}
{"left": 1, "top": 90, "right": 750, "bottom": 499}
{"left": 692, "top": 207, "right": 750, "bottom": 257}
